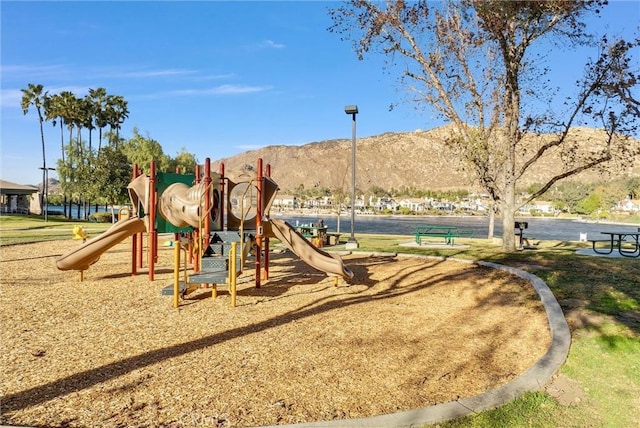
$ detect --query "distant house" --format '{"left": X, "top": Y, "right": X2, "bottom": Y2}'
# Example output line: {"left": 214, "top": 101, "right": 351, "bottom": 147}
{"left": 459, "top": 198, "right": 487, "bottom": 212}
{"left": 0, "top": 180, "right": 39, "bottom": 214}
{"left": 369, "top": 196, "right": 398, "bottom": 211}
{"left": 305, "top": 196, "right": 333, "bottom": 209}
{"left": 616, "top": 199, "right": 640, "bottom": 213}
{"left": 431, "top": 201, "right": 456, "bottom": 211}
{"left": 273, "top": 194, "right": 297, "bottom": 209}
{"left": 398, "top": 198, "right": 427, "bottom": 212}
{"left": 520, "top": 200, "right": 555, "bottom": 214}
{"left": 306, "top": 196, "right": 332, "bottom": 209}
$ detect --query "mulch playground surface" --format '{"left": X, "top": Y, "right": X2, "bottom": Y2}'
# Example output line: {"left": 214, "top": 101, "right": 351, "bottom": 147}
{"left": 1, "top": 238, "right": 550, "bottom": 427}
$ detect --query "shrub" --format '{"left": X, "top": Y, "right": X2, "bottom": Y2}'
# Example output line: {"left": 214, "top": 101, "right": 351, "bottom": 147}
{"left": 88, "top": 212, "right": 113, "bottom": 223}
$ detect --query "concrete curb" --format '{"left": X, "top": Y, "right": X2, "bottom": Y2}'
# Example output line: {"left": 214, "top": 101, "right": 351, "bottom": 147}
{"left": 263, "top": 254, "right": 571, "bottom": 428}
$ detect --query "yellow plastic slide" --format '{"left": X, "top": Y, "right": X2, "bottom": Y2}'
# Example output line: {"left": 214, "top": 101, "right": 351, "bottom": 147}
{"left": 56, "top": 217, "right": 146, "bottom": 271}
{"left": 265, "top": 218, "right": 354, "bottom": 279}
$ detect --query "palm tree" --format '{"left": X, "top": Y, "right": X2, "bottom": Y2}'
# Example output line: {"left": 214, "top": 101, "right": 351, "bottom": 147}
{"left": 82, "top": 95, "right": 96, "bottom": 158}
{"left": 88, "top": 87, "right": 109, "bottom": 152}
{"left": 55, "top": 91, "right": 82, "bottom": 217}
{"left": 44, "top": 93, "right": 65, "bottom": 164}
{"left": 21, "top": 83, "right": 48, "bottom": 210}
{"left": 56, "top": 91, "right": 80, "bottom": 152}
{"left": 106, "top": 95, "right": 129, "bottom": 147}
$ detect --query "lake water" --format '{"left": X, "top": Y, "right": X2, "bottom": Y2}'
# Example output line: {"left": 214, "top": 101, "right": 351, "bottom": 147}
{"left": 46, "top": 205, "right": 639, "bottom": 242}
{"left": 277, "top": 214, "right": 640, "bottom": 242}
{"left": 47, "top": 204, "right": 109, "bottom": 219}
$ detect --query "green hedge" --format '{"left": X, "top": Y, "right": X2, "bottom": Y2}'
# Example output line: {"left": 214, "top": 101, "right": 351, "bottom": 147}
{"left": 88, "top": 212, "right": 114, "bottom": 223}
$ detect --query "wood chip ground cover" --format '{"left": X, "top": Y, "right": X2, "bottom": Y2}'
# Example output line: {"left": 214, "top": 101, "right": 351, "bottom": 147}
{"left": 1, "top": 239, "right": 550, "bottom": 427}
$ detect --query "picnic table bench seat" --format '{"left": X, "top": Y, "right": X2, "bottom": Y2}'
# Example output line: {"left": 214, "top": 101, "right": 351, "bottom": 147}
{"left": 589, "top": 236, "right": 629, "bottom": 255}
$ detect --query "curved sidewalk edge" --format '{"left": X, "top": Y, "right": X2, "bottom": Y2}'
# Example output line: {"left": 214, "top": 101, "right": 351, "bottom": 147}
{"left": 264, "top": 255, "right": 571, "bottom": 428}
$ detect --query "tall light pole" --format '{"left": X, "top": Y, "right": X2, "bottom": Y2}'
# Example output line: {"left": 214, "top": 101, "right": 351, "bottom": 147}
{"left": 39, "top": 167, "right": 56, "bottom": 222}
{"left": 344, "top": 105, "right": 359, "bottom": 249}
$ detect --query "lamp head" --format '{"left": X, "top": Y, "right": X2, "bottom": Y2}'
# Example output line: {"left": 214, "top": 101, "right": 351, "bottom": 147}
{"left": 344, "top": 105, "right": 358, "bottom": 115}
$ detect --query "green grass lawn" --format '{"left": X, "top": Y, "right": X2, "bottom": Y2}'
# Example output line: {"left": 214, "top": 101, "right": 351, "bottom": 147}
{"left": 2, "top": 216, "right": 638, "bottom": 427}
{"left": 0, "top": 214, "right": 111, "bottom": 245}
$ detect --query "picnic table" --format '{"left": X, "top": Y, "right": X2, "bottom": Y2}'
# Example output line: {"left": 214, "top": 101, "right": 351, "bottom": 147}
{"left": 294, "top": 224, "right": 342, "bottom": 246}
{"left": 295, "top": 224, "right": 327, "bottom": 238}
{"left": 414, "top": 225, "right": 473, "bottom": 246}
{"left": 590, "top": 231, "right": 640, "bottom": 258}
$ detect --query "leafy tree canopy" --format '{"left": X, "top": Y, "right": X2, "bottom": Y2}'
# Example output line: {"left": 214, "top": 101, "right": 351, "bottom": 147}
{"left": 168, "top": 147, "right": 199, "bottom": 174}
{"left": 121, "top": 127, "right": 170, "bottom": 173}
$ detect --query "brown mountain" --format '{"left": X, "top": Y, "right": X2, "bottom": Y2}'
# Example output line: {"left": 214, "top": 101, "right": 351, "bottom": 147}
{"left": 211, "top": 126, "right": 639, "bottom": 194}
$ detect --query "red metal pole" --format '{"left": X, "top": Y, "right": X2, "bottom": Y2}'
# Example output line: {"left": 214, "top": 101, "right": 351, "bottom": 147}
{"left": 138, "top": 238, "right": 144, "bottom": 268}
{"left": 204, "top": 158, "right": 211, "bottom": 251}
{"left": 149, "top": 161, "right": 157, "bottom": 281}
{"left": 137, "top": 206, "right": 144, "bottom": 270}
{"left": 131, "top": 164, "right": 138, "bottom": 276}
{"left": 219, "top": 163, "right": 225, "bottom": 231}
{"left": 192, "top": 164, "right": 201, "bottom": 272}
{"left": 255, "top": 158, "right": 263, "bottom": 288}
{"left": 263, "top": 163, "right": 271, "bottom": 281}
{"left": 137, "top": 167, "right": 144, "bottom": 270}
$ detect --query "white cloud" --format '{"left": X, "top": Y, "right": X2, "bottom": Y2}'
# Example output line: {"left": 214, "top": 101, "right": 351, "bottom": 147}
{"left": 204, "top": 84, "right": 273, "bottom": 95}
{"left": 0, "top": 64, "right": 67, "bottom": 81}
{"left": 197, "top": 73, "right": 236, "bottom": 81}
{"left": 143, "top": 84, "right": 273, "bottom": 98}
{"left": 260, "top": 39, "right": 286, "bottom": 49}
{"left": 0, "top": 89, "right": 23, "bottom": 109}
{"left": 104, "top": 68, "right": 199, "bottom": 79}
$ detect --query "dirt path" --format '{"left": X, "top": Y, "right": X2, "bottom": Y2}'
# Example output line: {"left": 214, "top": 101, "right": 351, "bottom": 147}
{"left": 0, "top": 239, "right": 550, "bottom": 427}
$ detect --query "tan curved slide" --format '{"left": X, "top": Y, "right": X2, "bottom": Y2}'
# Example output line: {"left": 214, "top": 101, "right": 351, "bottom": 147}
{"left": 56, "top": 217, "right": 146, "bottom": 271}
{"left": 265, "top": 218, "right": 354, "bottom": 279}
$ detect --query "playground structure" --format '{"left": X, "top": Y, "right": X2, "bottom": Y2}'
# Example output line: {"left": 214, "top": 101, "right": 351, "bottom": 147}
{"left": 56, "top": 158, "right": 353, "bottom": 307}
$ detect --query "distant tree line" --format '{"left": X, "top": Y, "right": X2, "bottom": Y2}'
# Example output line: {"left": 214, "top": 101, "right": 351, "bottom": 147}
{"left": 288, "top": 176, "right": 640, "bottom": 217}
{"left": 526, "top": 176, "right": 640, "bottom": 216}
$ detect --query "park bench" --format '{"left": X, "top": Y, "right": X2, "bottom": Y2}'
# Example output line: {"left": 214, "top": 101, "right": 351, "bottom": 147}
{"left": 414, "top": 226, "right": 473, "bottom": 246}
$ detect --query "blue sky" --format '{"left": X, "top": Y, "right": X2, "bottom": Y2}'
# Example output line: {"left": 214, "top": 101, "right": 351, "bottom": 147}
{"left": 1, "top": 0, "right": 638, "bottom": 186}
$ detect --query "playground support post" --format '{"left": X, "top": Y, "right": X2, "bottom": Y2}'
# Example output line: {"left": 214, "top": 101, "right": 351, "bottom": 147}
{"left": 204, "top": 158, "right": 212, "bottom": 245}
{"left": 192, "top": 164, "right": 201, "bottom": 272}
{"left": 131, "top": 164, "right": 139, "bottom": 276}
{"left": 202, "top": 159, "right": 212, "bottom": 290}
{"left": 149, "top": 161, "right": 157, "bottom": 281}
{"left": 230, "top": 242, "right": 238, "bottom": 307}
{"left": 136, "top": 168, "right": 144, "bottom": 270}
{"left": 219, "top": 163, "right": 225, "bottom": 237}
{"left": 136, "top": 167, "right": 144, "bottom": 271}
{"left": 137, "top": 220, "right": 144, "bottom": 270}
{"left": 255, "top": 158, "right": 263, "bottom": 288}
{"left": 263, "top": 163, "right": 271, "bottom": 281}
{"left": 173, "top": 237, "right": 180, "bottom": 308}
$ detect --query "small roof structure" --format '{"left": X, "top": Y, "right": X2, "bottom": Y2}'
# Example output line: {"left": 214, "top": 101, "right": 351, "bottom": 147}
{"left": 0, "top": 180, "right": 39, "bottom": 196}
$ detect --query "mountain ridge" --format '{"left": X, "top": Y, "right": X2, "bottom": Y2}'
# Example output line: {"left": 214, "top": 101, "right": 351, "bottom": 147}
{"left": 211, "top": 126, "right": 640, "bottom": 194}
